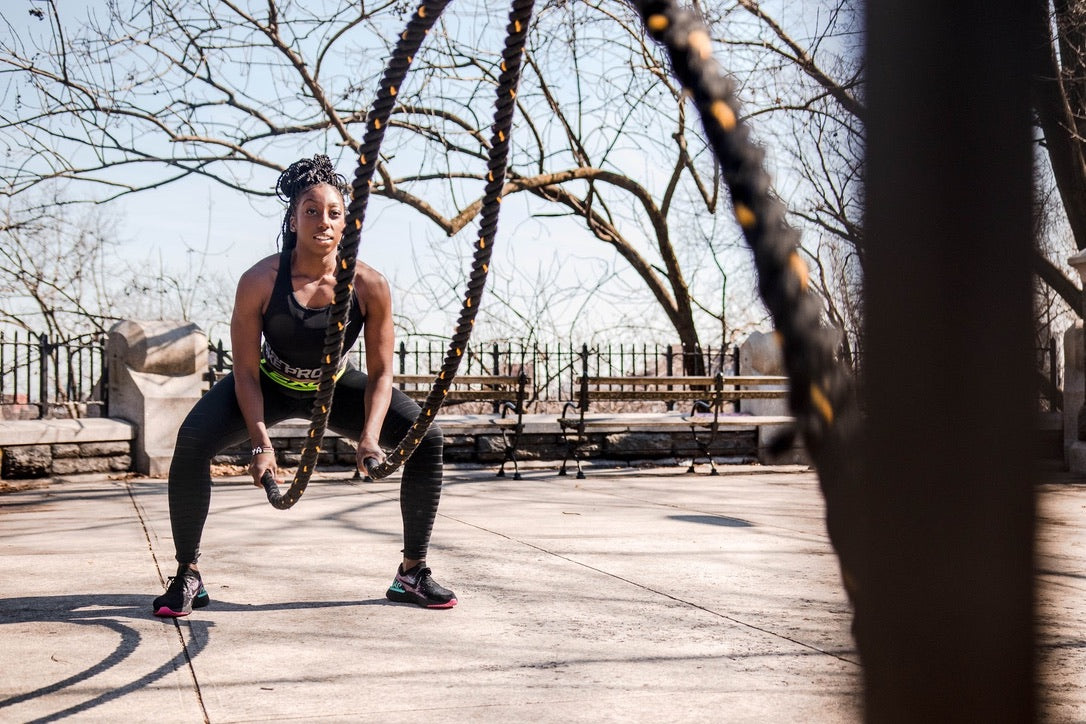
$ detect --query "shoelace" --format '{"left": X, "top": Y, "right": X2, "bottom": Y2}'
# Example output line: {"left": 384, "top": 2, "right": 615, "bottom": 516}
{"left": 163, "top": 573, "right": 197, "bottom": 590}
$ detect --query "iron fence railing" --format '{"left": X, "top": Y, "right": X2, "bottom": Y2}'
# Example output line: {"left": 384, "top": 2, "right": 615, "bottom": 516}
{"left": 206, "top": 337, "right": 740, "bottom": 410}
{"left": 0, "top": 330, "right": 108, "bottom": 419}
{"left": 0, "top": 330, "right": 1063, "bottom": 419}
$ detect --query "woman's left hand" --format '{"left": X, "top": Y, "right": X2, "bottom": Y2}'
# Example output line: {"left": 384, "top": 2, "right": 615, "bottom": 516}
{"left": 356, "top": 435, "right": 385, "bottom": 473}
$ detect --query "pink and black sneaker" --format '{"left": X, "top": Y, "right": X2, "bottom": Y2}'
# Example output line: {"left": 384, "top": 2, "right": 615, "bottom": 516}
{"left": 152, "top": 565, "right": 210, "bottom": 617}
{"left": 386, "top": 563, "right": 457, "bottom": 609}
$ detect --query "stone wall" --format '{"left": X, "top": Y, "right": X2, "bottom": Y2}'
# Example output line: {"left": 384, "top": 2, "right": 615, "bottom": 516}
{"left": 1, "top": 441, "right": 131, "bottom": 478}
{"left": 0, "top": 418, "right": 136, "bottom": 480}
{"left": 216, "top": 423, "right": 762, "bottom": 471}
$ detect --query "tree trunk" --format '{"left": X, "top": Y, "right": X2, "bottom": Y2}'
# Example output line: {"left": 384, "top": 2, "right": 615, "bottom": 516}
{"left": 1033, "top": 0, "right": 1086, "bottom": 251}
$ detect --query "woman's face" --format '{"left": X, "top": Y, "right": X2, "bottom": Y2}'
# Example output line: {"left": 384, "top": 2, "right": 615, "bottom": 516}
{"left": 290, "top": 183, "right": 346, "bottom": 255}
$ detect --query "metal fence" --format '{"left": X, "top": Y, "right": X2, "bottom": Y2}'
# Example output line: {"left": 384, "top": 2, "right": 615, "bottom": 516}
{"left": 338, "top": 338, "right": 737, "bottom": 409}
{"left": 0, "top": 330, "right": 108, "bottom": 419}
{"left": 1, "top": 331, "right": 1064, "bottom": 418}
{"left": 203, "top": 337, "right": 740, "bottom": 411}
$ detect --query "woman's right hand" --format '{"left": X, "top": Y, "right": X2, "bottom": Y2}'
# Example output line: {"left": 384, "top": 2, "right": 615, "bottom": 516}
{"left": 248, "top": 450, "right": 278, "bottom": 488}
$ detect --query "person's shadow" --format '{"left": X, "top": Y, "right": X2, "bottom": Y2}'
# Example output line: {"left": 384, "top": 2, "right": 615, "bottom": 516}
{"left": 0, "top": 593, "right": 387, "bottom": 722}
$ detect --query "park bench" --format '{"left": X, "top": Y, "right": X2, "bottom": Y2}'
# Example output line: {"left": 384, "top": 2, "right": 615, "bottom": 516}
{"left": 392, "top": 372, "right": 532, "bottom": 479}
{"left": 214, "top": 367, "right": 533, "bottom": 479}
{"left": 558, "top": 373, "right": 791, "bottom": 478}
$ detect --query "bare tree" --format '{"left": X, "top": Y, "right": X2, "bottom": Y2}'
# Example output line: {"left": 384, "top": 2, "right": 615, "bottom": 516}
{"left": 0, "top": 189, "right": 233, "bottom": 341}
{"left": 1032, "top": 0, "right": 1086, "bottom": 312}
{"left": 703, "top": 0, "right": 865, "bottom": 365}
{"left": 1, "top": 0, "right": 811, "bottom": 372}
{"left": 0, "top": 195, "right": 120, "bottom": 339}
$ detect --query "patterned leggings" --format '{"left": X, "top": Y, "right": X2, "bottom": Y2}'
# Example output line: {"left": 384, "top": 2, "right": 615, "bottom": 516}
{"left": 166, "top": 369, "right": 444, "bottom": 564}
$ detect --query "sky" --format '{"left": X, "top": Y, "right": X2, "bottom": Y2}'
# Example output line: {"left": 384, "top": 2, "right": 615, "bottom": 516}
{"left": 0, "top": 0, "right": 838, "bottom": 347}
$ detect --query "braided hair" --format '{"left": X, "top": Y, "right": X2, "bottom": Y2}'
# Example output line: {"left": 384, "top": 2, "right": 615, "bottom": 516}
{"left": 275, "top": 155, "right": 350, "bottom": 252}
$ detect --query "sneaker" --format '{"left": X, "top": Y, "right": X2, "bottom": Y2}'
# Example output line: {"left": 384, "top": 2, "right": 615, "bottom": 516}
{"left": 386, "top": 563, "right": 457, "bottom": 609}
{"left": 152, "top": 566, "right": 210, "bottom": 617}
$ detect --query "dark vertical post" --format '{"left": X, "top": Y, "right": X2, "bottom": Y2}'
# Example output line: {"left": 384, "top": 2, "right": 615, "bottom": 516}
{"left": 492, "top": 343, "right": 501, "bottom": 413}
{"left": 1049, "top": 337, "right": 1058, "bottom": 409}
{"left": 99, "top": 334, "right": 109, "bottom": 413}
{"left": 862, "top": 2, "right": 1036, "bottom": 721}
{"left": 37, "top": 334, "right": 50, "bottom": 419}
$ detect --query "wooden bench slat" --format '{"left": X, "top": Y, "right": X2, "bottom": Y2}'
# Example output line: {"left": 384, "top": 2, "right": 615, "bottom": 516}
{"left": 585, "top": 390, "right": 786, "bottom": 401}
{"left": 395, "top": 374, "right": 528, "bottom": 385}
{"left": 401, "top": 390, "right": 528, "bottom": 402}
{"left": 577, "top": 375, "right": 788, "bottom": 386}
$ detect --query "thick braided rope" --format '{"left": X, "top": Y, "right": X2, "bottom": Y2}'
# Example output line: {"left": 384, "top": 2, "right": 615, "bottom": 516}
{"left": 263, "top": 0, "right": 452, "bottom": 509}
{"left": 366, "top": 0, "right": 536, "bottom": 480}
{"left": 631, "top": 2, "right": 863, "bottom": 589}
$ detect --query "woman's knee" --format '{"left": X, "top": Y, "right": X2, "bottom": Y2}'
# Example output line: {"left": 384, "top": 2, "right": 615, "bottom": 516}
{"left": 425, "top": 421, "right": 444, "bottom": 444}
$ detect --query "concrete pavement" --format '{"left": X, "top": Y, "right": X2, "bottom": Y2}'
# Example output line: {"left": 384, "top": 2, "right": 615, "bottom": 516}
{"left": 0, "top": 464, "right": 1082, "bottom": 722}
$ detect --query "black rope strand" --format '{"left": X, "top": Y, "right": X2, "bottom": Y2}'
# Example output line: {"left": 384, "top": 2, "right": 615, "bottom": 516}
{"left": 365, "top": 0, "right": 536, "bottom": 480}
{"left": 630, "top": 1, "right": 864, "bottom": 598}
{"left": 262, "top": 0, "right": 453, "bottom": 509}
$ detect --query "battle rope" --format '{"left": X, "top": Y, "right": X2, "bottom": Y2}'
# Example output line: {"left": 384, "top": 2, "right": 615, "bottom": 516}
{"left": 630, "top": 1, "right": 864, "bottom": 596}
{"left": 262, "top": 0, "right": 452, "bottom": 508}
{"left": 364, "top": 0, "right": 535, "bottom": 481}
{"left": 263, "top": 0, "right": 535, "bottom": 503}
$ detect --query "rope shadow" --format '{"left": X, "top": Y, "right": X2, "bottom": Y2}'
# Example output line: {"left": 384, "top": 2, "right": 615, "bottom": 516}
{"left": 0, "top": 593, "right": 390, "bottom": 721}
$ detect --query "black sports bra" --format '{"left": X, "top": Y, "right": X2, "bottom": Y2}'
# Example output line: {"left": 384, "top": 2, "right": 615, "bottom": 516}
{"left": 259, "top": 249, "right": 363, "bottom": 388}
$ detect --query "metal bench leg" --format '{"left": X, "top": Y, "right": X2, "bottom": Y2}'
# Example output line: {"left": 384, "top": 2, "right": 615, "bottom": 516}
{"left": 689, "top": 426, "right": 719, "bottom": 475}
{"left": 496, "top": 442, "right": 522, "bottom": 480}
{"left": 703, "top": 417, "right": 721, "bottom": 476}
{"left": 511, "top": 422, "right": 523, "bottom": 480}
{"left": 496, "top": 429, "right": 510, "bottom": 478}
{"left": 558, "top": 423, "right": 586, "bottom": 478}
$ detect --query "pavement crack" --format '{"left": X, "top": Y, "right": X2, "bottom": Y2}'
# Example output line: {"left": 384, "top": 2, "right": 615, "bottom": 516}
{"left": 124, "top": 481, "right": 211, "bottom": 723}
{"left": 441, "top": 510, "right": 860, "bottom": 667}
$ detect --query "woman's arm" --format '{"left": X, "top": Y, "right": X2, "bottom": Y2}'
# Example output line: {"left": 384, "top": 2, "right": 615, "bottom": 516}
{"left": 356, "top": 265, "right": 395, "bottom": 469}
{"left": 231, "top": 259, "right": 277, "bottom": 487}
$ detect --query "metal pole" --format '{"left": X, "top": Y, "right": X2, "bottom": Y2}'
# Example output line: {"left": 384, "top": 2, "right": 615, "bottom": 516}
{"left": 37, "top": 334, "right": 50, "bottom": 419}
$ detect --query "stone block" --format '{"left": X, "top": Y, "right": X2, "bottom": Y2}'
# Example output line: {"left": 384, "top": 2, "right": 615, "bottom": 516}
{"left": 1065, "top": 323, "right": 1084, "bottom": 458}
{"left": 1067, "top": 440, "right": 1086, "bottom": 475}
{"left": 52, "top": 456, "right": 127, "bottom": 475}
{"left": 79, "top": 441, "right": 131, "bottom": 457}
{"left": 738, "top": 331, "right": 790, "bottom": 416}
{"left": 476, "top": 434, "right": 508, "bottom": 462}
{"left": 442, "top": 433, "right": 475, "bottom": 448}
{"left": 51, "top": 443, "right": 82, "bottom": 459}
{"left": 518, "top": 442, "right": 567, "bottom": 461}
{"left": 2, "top": 445, "right": 51, "bottom": 478}
{"left": 109, "top": 319, "right": 206, "bottom": 375}
{"left": 605, "top": 432, "right": 672, "bottom": 457}
{"left": 108, "top": 319, "right": 207, "bottom": 475}
{"left": 443, "top": 446, "right": 476, "bottom": 463}
{"left": 673, "top": 430, "right": 756, "bottom": 458}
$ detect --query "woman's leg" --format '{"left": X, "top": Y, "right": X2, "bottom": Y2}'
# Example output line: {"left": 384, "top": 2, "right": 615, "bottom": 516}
{"left": 166, "top": 373, "right": 302, "bottom": 564}
{"left": 328, "top": 370, "right": 445, "bottom": 561}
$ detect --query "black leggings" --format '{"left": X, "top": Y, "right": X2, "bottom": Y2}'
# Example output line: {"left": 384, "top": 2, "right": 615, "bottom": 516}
{"left": 166, "top": 369, "right": 444, "bottom": 564}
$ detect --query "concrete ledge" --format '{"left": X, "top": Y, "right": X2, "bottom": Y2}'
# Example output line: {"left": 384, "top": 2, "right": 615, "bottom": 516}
{"left": 1066, "top": 440, "right": 1086, "bottom": 474}
{"left": 262, "top": 413, "right": 798, "bottom": 438}
{"left": 0, "top": 418, "right": 137, "bottom": 446}
{"left": 560, "top": 412, "right": 795, "bottom": 434}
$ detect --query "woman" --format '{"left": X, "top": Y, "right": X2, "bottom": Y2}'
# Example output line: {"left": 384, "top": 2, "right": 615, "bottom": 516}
{"left": 152, "top": 155, "right": 455, "bottom": 616}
